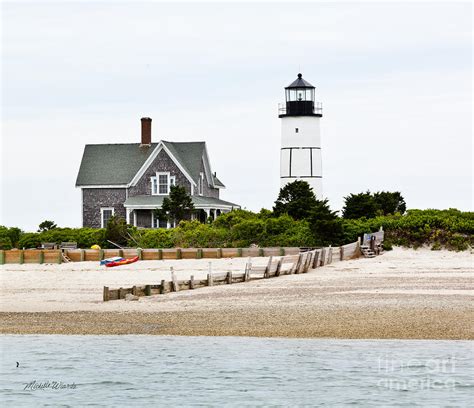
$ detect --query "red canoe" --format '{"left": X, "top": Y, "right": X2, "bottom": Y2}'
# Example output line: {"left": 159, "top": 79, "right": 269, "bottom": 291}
{"left": 105, "top": 256, "right": 139, "bottom": 268}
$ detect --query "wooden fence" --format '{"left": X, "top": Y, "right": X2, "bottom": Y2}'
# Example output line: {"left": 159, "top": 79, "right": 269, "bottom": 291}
{"left": 0, "top": 247, "right": 303, "bottom": 265}
{"left": 103, "top": 241, "right": 362, "bottom": 301}
{"left": 0, "top": 242, "right": 363, "bottom": 266}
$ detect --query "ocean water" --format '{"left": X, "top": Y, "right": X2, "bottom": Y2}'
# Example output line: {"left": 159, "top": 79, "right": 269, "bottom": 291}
{"left": 0, "top": 336, "right": 472, "bottom": 407}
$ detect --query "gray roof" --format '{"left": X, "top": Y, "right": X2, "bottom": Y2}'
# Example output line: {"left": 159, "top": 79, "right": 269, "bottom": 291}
{"left": 124, "top": 195, "right": 239, "bottom": 208}
{"left": 286, "top": 73, "right": 315, "bottom": 89}
{"left": 76, "top": 141, "right": 225, "bottom": 187}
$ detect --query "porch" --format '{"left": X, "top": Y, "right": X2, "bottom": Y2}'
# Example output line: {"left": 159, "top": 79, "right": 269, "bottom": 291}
{"left": 123, "top": 195, "right": 240, "bottom": 228}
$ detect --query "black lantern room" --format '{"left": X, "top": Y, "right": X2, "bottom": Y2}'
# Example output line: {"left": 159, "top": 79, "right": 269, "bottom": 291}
{"left": 279, "top": 73, "right": 322, "bottom": 117}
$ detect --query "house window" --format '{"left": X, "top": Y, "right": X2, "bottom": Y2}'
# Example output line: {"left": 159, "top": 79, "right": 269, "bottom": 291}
{"left": 198, "top": 172, "right": 204, "bottom": 195}
{"left": 151, "top": 172, "right": 171, "bottom": 195}
{"left": 101, "top": 207, "right": 114, "bottom": 228}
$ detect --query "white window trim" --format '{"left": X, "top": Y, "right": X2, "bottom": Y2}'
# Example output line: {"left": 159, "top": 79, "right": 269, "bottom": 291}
{"left": 151, "top": 172, "right": 171, "bottom": 195}
{"left": 198, "top": 172, "right": 204, "bottom": 196}
{"left": 100, "top": 207, "right": 115, "bottom": 228}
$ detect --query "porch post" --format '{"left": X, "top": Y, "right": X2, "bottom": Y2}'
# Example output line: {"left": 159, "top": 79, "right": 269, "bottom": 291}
{"left": 126, "top": 208, "right": 131, "bottom": 224}
{"left": 133, "top": 210, "right": 137, "bottom": 227}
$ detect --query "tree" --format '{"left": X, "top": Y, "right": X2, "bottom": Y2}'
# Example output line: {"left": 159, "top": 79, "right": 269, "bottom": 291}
{"left": 38, "top": 220, "right": 57, "bottom": 232}
{"left": 105, "top": 216, "right": 129, "bottom": 247}
{"left": 154, "top": 185, "right": 195, "bottom": 226}
{"left": 342, "top": 191, "right": 378, "bottom": 219}
{"left": 273, "top": 180, "right": 318, "bottom": 220}
{"left": 308, "top": 199, "right": 344, "bottom": 246}
{"left": 342, "top": 191, "right": 407, "bottom": 219}
{"left": 373, "top": 191, "right": 406, "bottom": 215}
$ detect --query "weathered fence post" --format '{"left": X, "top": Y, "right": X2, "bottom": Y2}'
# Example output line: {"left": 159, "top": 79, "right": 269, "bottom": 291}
{"left": 99, "top": 249, "right": 104, "bottom": 261}
{"left": 226, "top": 271, "right": 232, "bottom": 284}
{"left": 158, "top": 249, "right": 163, "bottom": 260}
{"left": 279, "top": 247, "right": 285, "bottom": 256}
{"left": 145, "top": 285, "right": 152, "bottom": 296}
{"left": 217, "top": 248, "right": 222, "bottom": 259}
{"left": 57, "top": 251, "right": 62, "bottom": 264}
{"left": 275, "top": 259, "right": 282, "bottom": 277}
{"left": 340, "top": 246, "right": 344, "bottom": 261}
{"left": 303, "top": 252, "right": 312, "bottom": 272}
{"left": 18, "top": 250, "right": 24, "bottom": 264}
{"left": 137, "top": 248, "right": 142, "bottom": 260}
{"left": 118, "top": 249, "right": 124, "bottom": 258}
{"left": 320, "top": 248, "right": 326, "bottom": 266}
{"left": 0, "top": 250, "right": 5, "bottom": 265}
{"left": 312, "top": 250, "right": 320, "bottom": 269}
{"left": 171, "top": 267, "right": 179, "bottom": 292}
{"left": 207, "top": 262, "right": 213, "bottom": 286}
{"left": 189, "top": 275, "right": 195, "bottom": 289}
{"left": 264, "top": 256, "right": 273, "bottom": 278}
{"left": 258, "top": 248, "right": 264, "bottom": 257}
{"left": 38, "top": 250, "right": 44, "bottom": 264}
{"left": 237, "top": 248, "right": 242, "bottom": 257}
{"left": 80, "top": 249, "right": 85, "bottom": 262}
{"left": 328, "top": 246, "right": 333, "bottom": 264}
{"left": 176, "top": 248, "right": 182, "bottom": 259}
{"left": 160, "top": 279, "right": 166, "bottom": 294}
{"left": 197, "top": 248, "right": 203, "bottom": 259}
{"left": 118, "top": 287, "right": 124, "bottom": 299}
{"left": 103, "top": 286, "right": 109, "bottom": 301}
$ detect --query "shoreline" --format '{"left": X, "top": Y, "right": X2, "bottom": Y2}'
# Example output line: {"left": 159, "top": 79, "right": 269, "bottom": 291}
{"left": 1, "top": 248, "right": 472, "bottom": 339}
{"left": 1, "top": 305, "right": 472, "bottom": 339}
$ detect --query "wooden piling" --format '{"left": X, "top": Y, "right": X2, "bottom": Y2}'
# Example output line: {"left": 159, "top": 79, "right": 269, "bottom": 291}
{"left": 176, "top": 248, "right": 182, "bottom": 259}
{"left": 237, "top": 248, "right": 242, "bottom": 257}
{"left": 171, "top": 267, "right": 179, "bottom": 292}
{"left": 275, "top": 259, "right": 282, "bottom": 277}
{"left": 197, "top": 248, "right": 203, "bottom": 259}
{"left": 38, "top": 250, "right": 44, "bottom": 264}
{"left": 0, "top": 250, "right": 4, "bottom": 265}
{"left": 279, "top": 247, "right": 285, "bottom": 256}
{"left": 118, "top": 287, "right": 124, "bottom": 299}
{"left": 145, "top": 285, "right": 152, "bottom": 296}
{"left": 160, "top": 279, "right": 166, "bottom": 294}
{"left": 158, "top": 249, "right": 163, "bottom": 260}
{"left": 340, "top": 246, "right": 344, "bottom": 261}
{"left": 137, "top": 248, "right": 142, "bottom": 260}
{"left": 57, "top": 251, "right": 62, "bottom": 264}
{"left": 207, "top": 262, "right": 213, "bottom": 286}
{"left": 190, "top": 275, "right": 195, "bottom": 289}
{"left": 264, "top": 256, "right": 273, "bottom": 278}
{"left": 80, "top": 249, "right": 85, "bottom": 262}
{"left": 320, "top": 248, "right": 326, "bottom": 266}
{"left": 258, "top": 248, "right": 264, "bottom": 257}
{"left": 328, "top": 246, "right": 333, "bottom": 264}
{"left": 217, "top": 248, "right": 222, "bottom": 259}
{"left": 132, "top": 286, "right": 137, "bottom": 296}
{"left": 103, "top": 286, "right": 109, "bottom": 301}
{"left": 312, "top": 250, "right": 320, "bottom": 269}
{"left": 226, "top": 271, "right": 232, "bottom": 284}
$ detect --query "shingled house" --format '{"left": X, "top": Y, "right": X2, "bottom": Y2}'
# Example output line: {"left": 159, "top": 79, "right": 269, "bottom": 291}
{"left": 76, "top": 117, "right": 239, "bottom": 228}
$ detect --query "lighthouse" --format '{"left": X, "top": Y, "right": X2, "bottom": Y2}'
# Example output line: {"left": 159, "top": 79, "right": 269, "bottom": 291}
{"left": 279, "top": 73, "right": 323, "bottom": 198}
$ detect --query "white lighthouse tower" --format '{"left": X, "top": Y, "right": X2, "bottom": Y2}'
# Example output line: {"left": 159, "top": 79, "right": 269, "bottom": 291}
{"left": 279, "top": 73, "right": 323, "bottom": 198}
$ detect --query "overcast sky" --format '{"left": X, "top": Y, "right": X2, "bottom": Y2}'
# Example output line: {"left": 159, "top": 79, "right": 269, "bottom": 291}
{"left": 1, "top": 1, "right": 472, "bottom": 231}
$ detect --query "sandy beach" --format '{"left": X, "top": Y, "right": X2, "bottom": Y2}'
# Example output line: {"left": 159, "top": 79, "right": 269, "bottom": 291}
{"left": 0, "top": 247, "right": 472, "bottom": 338}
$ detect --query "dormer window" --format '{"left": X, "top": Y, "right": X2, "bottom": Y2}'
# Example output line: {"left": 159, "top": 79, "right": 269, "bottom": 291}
{"left": 151, "top": 172, "right": 171, "bottom": 195}
{"left": 198, "top": 172, "right": 204, "bottom": 195}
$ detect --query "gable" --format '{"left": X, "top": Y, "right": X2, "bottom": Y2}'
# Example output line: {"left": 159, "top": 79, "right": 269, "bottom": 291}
{"left": 128, "top": 148, "right": 192, "bottom": 196}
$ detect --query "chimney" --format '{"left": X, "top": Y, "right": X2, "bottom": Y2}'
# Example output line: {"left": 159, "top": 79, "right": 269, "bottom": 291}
{"left": 140, "top": 117, "right": 152, "bottom": 146}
